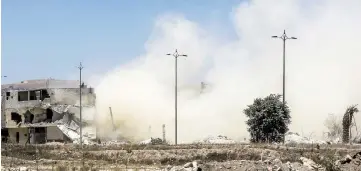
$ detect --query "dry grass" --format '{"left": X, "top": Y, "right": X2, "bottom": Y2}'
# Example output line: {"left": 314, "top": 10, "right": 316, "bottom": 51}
{"left": 2, "top": 142, "right": 360, "bottom": 170}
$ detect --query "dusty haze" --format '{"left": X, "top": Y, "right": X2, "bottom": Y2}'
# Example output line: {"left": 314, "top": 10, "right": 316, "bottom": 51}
{"left": 90, "top": 0, "right": 361, "bottom": 143}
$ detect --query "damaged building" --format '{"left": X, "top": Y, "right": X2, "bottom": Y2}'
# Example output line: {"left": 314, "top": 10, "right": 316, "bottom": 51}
{"left": 1, "top": 79, "right": 97, "bottom": 144}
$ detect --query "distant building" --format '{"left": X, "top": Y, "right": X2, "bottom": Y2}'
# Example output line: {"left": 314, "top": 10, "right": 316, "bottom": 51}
{"left": 1, "top": 79, "right": 96, "bottom": 144}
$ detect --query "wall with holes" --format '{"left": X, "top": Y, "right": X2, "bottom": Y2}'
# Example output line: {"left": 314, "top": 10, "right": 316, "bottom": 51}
{"left": 2, "top": 88, "right": 96, "bottom": 127}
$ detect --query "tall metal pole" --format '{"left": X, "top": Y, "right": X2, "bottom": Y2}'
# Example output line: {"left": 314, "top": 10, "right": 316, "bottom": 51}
{"left": 272, "top": 30, "right": 297, "bottom": 105}
{"left": 282, "top": 37, "right": 286, "bottom": 105}
{"left": 174, "top": 51, "right": 179, "bottom": 145}
{"left": 272, "top": 30, "right": 297, "bottom": 143}
{"left": 77, "top": 62, "right": 84, "bottom": 166}
{"left": 166, "top": 49, "right": 187, "bottom": 145}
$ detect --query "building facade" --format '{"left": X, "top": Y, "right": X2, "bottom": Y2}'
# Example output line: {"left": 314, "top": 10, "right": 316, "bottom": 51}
{"left": 1, "top": 79, "right": 96, "bottom": 144}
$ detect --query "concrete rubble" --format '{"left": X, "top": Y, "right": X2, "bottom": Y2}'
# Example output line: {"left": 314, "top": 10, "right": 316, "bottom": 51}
{"left": 166, "top": 158, "right": 327, "bottom": 171}
{"left": 196, "top": 135, "right": 236, "bottom": 144}
{"left": 34, "top": 103, "right": 97, "bottom": 145}
{"left": 139, "top": 137, "right": 164, "bottom": 145}
{"left": 300, "top": 157, "right": 325, "bottom": 170}
{"left": 336, "top": 151, "right": 361, "bottom": 167}
{"left": 57, "top": 124, "right": 95, "bottom": 145}
{"left": 100, "top": 140, "right": 130, "bottom": 146}
{"left": 285, "top": 132, "right": 326, "bottom": 144}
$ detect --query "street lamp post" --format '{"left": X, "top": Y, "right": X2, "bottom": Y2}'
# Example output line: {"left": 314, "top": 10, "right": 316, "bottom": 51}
{"left": 272, "top": 30, "right": 297, "bottom": 105}
{"left": 272, "top": 30, "right": 297, "bottom": 143}
{"left": 166, "top": 49, "right": 187, "bottom": 145}
{"left": 77, "top": 62, "right": 84, "bottom": 166}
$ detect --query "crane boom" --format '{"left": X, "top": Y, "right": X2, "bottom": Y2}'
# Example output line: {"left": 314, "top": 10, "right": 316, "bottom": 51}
{"left": 109, "top": 107, "right": 116, "bottom": 131}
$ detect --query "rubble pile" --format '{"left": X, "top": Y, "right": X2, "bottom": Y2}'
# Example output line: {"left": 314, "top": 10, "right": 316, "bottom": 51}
{"left": 139, "top": 137, "right": 164, "bottom": 145}
{"left": 100, "top": 140, "right": 129, "bottom": 146}
{"left": 285, "top": 132, "right": 326, "bottom": 144}
{"left": 182, "top": 160, "right": 202, "bottom": 171}
{"left": 168, "top": 158, "right": 321, "bottom": 171}
{"left": 326, "top": 137, "right": 341, "bottom": 144}
{"left": 197, "top": 135, "right": 236, "bottom": 144}
{"left": 167, "top": 161, "right": 203, "bottom": 171}
{"left": 45, "top": 141, "right": 65, "bottom": 145}
{"left": 57, "top": 124, "right": 95, "bottom": 145}
{"left": 300, "top": 157, "right": 324, "bottom": 170}
{"left": 337, "top": 151, "right": 361, "bottom": 167}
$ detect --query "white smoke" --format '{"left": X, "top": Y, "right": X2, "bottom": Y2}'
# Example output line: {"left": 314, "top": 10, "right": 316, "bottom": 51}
{"left": 91, "top": 0, "right": 361, "bottom": 143}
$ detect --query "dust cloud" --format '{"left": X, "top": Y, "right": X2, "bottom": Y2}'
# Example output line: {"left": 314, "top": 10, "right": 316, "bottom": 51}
{"left": 91, "top": 0, "right": 361, "bottom": 143}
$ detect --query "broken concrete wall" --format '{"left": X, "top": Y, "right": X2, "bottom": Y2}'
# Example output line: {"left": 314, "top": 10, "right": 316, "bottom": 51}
{"left": 8, "top": 127, "right": 28, "bottom": 144}
{"left": 4, "top": 107, "right": 65, "bottom": 127}
{"left": 46, "top": 126, "right": 67, "bottom": 141}
{"left": 51, "top": 110, "right": 64, "bottom": 121}
{"left": 7, "top": 126, "right": 69, "bottom": 144}
{"left": 2, "top": 91, "right": 6, "bottom": 127}
{"left": 5, "top": 109, "right": 23, "bottom": 127}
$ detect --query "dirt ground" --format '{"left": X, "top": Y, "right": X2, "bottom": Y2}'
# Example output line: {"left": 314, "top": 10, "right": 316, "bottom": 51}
{"left": 1, "top": 143, "right": 361, "bottom": 170}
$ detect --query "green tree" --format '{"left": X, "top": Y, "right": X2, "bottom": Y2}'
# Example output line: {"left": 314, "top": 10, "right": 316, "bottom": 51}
{"left": 243, "top": 94, "right": 291, "bottom": 143}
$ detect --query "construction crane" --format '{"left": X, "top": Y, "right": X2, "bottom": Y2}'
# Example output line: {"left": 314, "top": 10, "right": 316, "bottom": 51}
{"left": 109, "top": 107, "right": 116, "bottom": 131}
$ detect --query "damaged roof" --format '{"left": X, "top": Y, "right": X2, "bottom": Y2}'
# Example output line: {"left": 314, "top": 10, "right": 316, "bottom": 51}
{"left": 1, "top": 79, "right": 87, "bottom": 90}
{"left": 6, "top": 122, "right": 61, "bottom": 128}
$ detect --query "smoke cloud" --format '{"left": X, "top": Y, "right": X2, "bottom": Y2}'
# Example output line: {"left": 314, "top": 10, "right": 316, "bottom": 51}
{"left": 92, "top": 0, "right": 361, "bottom": 143}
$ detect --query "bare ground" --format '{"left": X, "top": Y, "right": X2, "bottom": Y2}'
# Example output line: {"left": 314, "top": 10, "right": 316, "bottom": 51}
{"left": 1, "top": 143, "right": 361, "bottom": 170}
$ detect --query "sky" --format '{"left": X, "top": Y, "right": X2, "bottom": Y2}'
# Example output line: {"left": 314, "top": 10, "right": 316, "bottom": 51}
{"left": 1, "top": 0, "right": 240, "bottom": 84}
{"left": 2, "top": 0, "right": 361, "bottom": 143}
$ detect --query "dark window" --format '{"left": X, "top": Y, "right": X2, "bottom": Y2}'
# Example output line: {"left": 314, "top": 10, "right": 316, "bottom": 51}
{"left": 40, "top": 89, "right": 50, "bottom": 100}
{"left": 29, "top": 91, "right": 37, "bottom": 100}
{"left": 11, "top": 112, "right": 22, "bottom": 124}
{"left": 35, "top": 127, "right": 45, "bottom": 133}
{"left": 1, "top": 128, "right": 9, "bottom": 142}
{"left": 16, "top": 132, "right": 19, "bottom": 143}
{"left": 46, "top": 108, "right": 53, "bottom": 122}
{"left": 6, "top": 92, "right": 10, "bottom": 100}
{"left": 18, "top": 91, "right": 29, "bottom": 101}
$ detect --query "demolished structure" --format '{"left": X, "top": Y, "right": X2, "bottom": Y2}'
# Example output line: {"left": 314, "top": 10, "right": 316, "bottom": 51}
{"left": 342, "top": 105, "right": 359, "bottom": 144}
{"left": 1, "top": 79, "right": 97, "bottom": 144}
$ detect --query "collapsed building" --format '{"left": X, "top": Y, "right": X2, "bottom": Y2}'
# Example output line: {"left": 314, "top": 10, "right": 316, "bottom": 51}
{"left": 342, "top": 105, "right": 359, "bottom": 144}
{"left": 1, "top": 79, "right": 96, "bottom": 144}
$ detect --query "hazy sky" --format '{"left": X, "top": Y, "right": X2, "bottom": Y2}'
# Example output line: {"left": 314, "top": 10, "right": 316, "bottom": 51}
{"left": 2, "top": 0, "right": 240, "bottom": 83}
